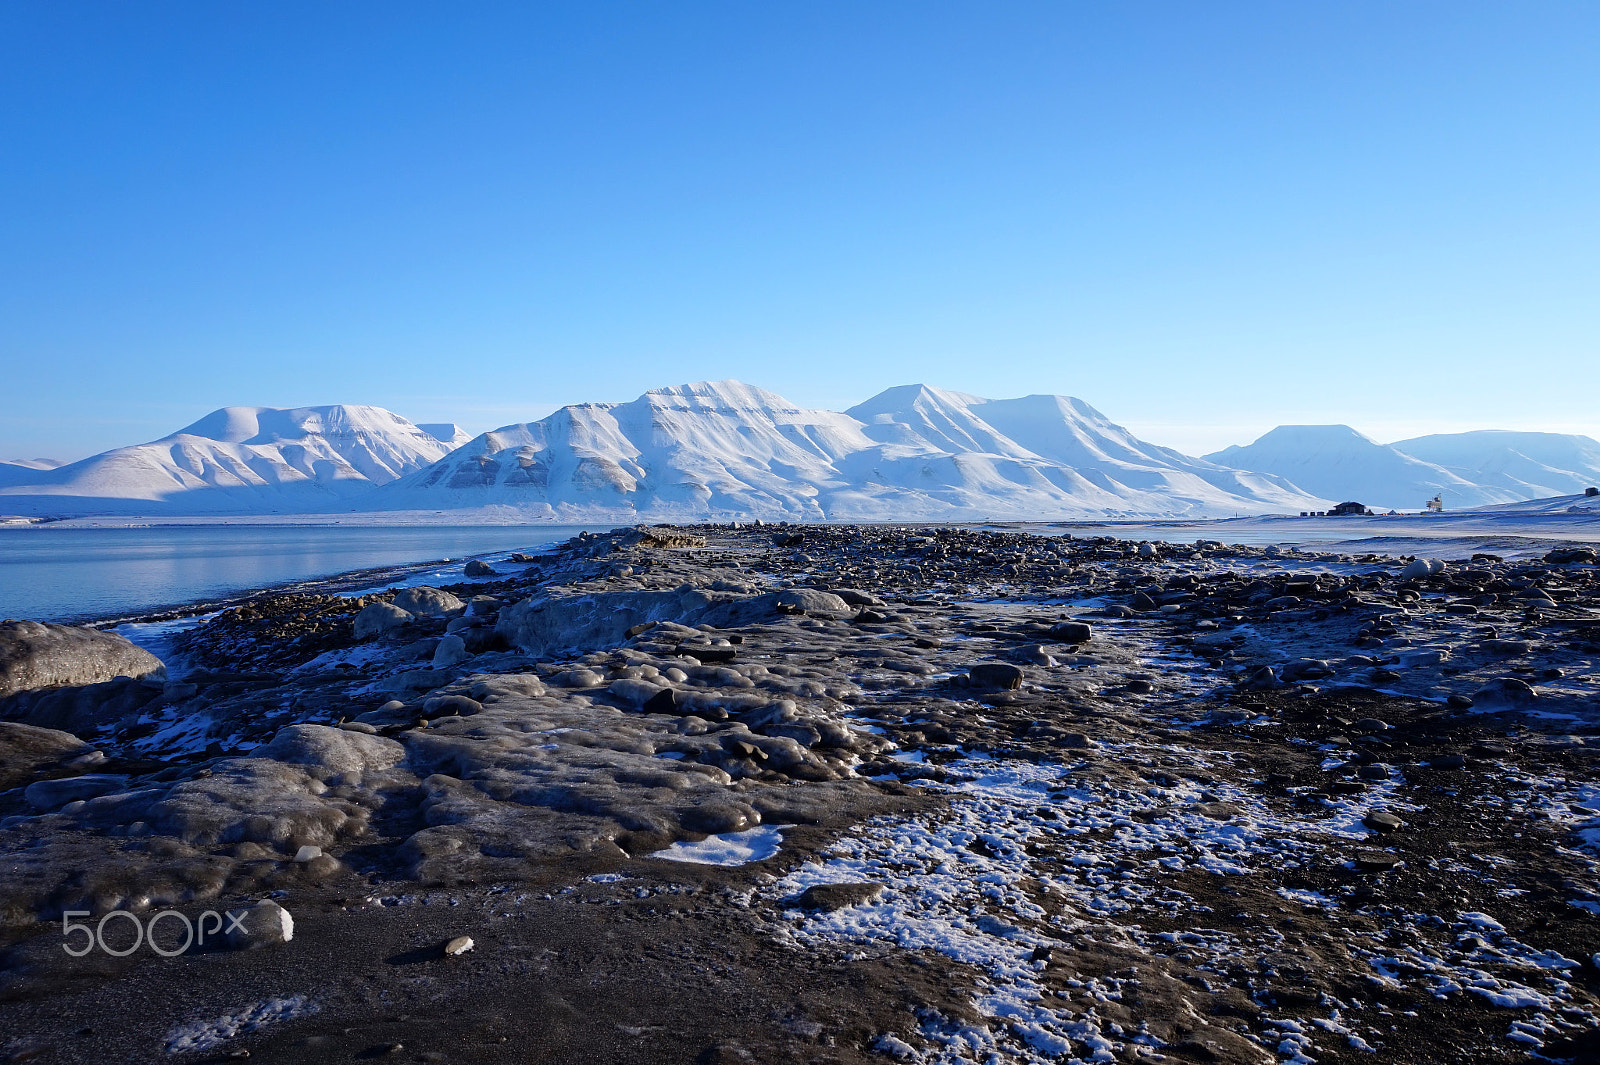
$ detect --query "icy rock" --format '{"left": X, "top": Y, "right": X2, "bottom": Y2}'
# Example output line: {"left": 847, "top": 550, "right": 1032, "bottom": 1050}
{"left": 0, "top": 721, "right": 89, "bottom": 790}
{"left": 968, "top": 662, "right": 1024, "bottom": 689}
{"left": 292, "top": 844, "right": 323, "bottom": 862}
{"left": 391, "top": 587, "right": 464, "bottom": 617}
{"left": 225, "top": 900, "right": 294, "bottom": 950}
{"left": 421, "top": 694, "right": 483, "bottom": 719}
{"left": 497, "top": 586, "right": 716, "bottom": 655}
{"left": 0, "top": 620, "right": 165, "bottom": 699}
{"left": 1280, "top": 658, "right": 1333, "bottom": 681}
{"left": 431, "top": 634, "right": 469, "bottom": 668}
{"left": 1400, "top": 558, "right": 1446, "bottom": 580}
{"left": 353, "top": 601, "right": 413, "bottom": 639}
{"left": 1048, "top": 621, "right": 1093, "bottom": 643}
{"left": 464, "top": 559, "right": 497, "bottom": 577}
{"left": 24, "top": 773, "right": 129, "bottom": 811}
{"left": 1136, "top": 543, "right": 1158, "bottom": 558}
{"left": 257, "top": 724, "right": 407, "bottom": 777}
{"left": 548, "top": 668, "right": 606, "bottom": 689}
{"left": 1472, "top": 677, "right": 1538, "bottom": 708}
{"left": 443, "top": 935, "right": 474, "bottom": 956}
{"left": 793, "top": 882, "right": 885, "bottom": 911}
{"left": 1363, "top": 809, "right": 1404, "bottom": 832}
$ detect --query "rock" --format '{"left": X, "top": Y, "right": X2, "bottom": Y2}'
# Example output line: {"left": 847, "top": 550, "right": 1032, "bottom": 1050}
{"left": 421, "top": 694, "right": 484, "bottom": 719}
{"left": 255, "top": 723, "right": 407, "bottom": 777}
{"left": 1129, "top": 592, "right": 1158, "bottom": 612}
{"left": 1400, "top": 558, "right": 1446, "bottom": 580}
{"left": 0, "top": 721, "right": 89, "bottom": 790}
{"left": 830, "top": 588, "right": 887, "bottom": 608}
{"left": 1353, "top": 718, "right": 1390, "bottom": 732}
{"left": 431, "top": 634, "right": 469, "bottom": 668}
{"left": 1263, "top": 596, "right": 1302, "bottom": 611}
{"left": 968, "top": 663, "right": 1024, "bottom": 690}
{"left": 443, "top": 935, "right": 474, "bottom": 957}
{"left": 793, "top": 882, "right": 885, "bottom": 911}
{"left": 1241, "top": 665, "right": 1281, "bottom": 690}
{"left": 1544, "top": 546, "right": 1596, "bottom": 565}
{"left": 1352, "top": 850, "right": 1400, "bottom": 872}
{"left": 548, "top": 668, "right": 606, "bottom": 689}
{"left": 498, "top": 586, "right": 716, "bottom": 655}
{"left": 1472, "top": 677, "right": 1537, "bottom": 708}
{"left": 1136, "top": 543, "right": 1158, "bottom": 558}
{"left": 1446, "top": 693, "right": 1474, "bottom": 709}
{"left": 1048, "top": 621, "right": 1093, "bottom": 644}
{"left": 225, "top": 900, "right": 294, "bottom": 950}
{"left": 464, "top": 559, "right": 498, "bottom": 577}
{"left": 24, "top": 773, "right": 129, "bottom": 811}
{"left": 767, "top": 588, "right": 854, "bottom": 620}
{"left": 1356, "top": 764, "right": 1390, "bottom": 782}
{"left": 353, "top": 601, "right": 413, "bottom": 640}
{"left": 1363, "top": 809, "right": 1403, "bottom": 833}
{"left": 1280, "top": 658, "right": 1333, "bottom": 681}
{"left": 293, "top": 844, "right": 323, "bottom": 862}
{"left": 391, "top": 587, "right": 465, "bottom": 617}
{"left": 0, "top": 620, "right": 165, "bottom": 699}
{"left": 1429, "top": 754, "right": 1467, "bottom": 769}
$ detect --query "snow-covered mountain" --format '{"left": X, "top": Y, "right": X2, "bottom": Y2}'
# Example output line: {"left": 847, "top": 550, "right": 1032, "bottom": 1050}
{"left": 1204, "top": 425, "right": 1521, "bottom": 511}
{"left": 380, "top": 380, "right": 1327, "bottom": 520}
{"left": 1390, "top": 430, "right": 1600, "bottom": 498}
{"left": 0, "top": 405, "right": 468, "bottom": 515}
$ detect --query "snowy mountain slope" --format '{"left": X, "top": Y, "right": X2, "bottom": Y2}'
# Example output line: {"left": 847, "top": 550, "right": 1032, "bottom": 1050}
{"left": 382, "top": 379, "right": 1327, "bottom": 519}
{"left": 1205, "top": 425, "right": 1520, "bottom": 511}
{"left": 973, "top": 394, "right": 1320, "bottom": 510}
{"left": 1390, "top": 430, "right": 1600, "bottom": 498}
{"left": 0, "top": 405, "right": 463, "bottom": 514}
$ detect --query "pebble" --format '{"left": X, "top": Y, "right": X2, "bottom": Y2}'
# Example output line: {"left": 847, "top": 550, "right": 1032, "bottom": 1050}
{"left": 443, "top": 935, "right": 474, "bottom": 957}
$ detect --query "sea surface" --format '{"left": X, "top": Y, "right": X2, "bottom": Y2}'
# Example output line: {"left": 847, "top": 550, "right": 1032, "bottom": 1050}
{"left": 0, "top": 523, "right": 601, "bottom": 623}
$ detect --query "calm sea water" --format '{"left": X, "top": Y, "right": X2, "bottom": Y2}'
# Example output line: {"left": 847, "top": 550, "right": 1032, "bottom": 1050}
{"left": 0, "top": 523, "right": 603, "bottom": 623}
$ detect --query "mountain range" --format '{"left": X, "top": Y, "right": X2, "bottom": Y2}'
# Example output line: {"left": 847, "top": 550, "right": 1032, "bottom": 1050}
{"left": 3, "top": 381, "right": 1596, "bottom": 519}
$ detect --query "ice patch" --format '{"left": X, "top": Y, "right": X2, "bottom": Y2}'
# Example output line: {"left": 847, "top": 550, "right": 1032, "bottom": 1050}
{"left": 164, "top": 995, "right": 318, "bottom": 1054}
{"left": 651, "top": 825, "right": 786, "bottom": 866}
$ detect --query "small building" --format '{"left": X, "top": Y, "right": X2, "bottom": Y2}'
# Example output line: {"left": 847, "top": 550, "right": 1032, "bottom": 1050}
{"left": 1586, "top": 486, "right": 1599, "bottom": 497}
{"left": 1329, "top": 501, "right": 1370, "bottom": 516}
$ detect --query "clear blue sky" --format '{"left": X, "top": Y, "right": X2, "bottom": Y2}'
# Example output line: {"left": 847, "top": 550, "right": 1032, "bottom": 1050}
{"left": 2, "top": 2, "right": 1595, "bottom": 461}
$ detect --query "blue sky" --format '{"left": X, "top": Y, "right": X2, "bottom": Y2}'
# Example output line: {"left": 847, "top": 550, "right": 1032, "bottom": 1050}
{"left": 1, "top": 2, "right": 1595, "bottom": 461}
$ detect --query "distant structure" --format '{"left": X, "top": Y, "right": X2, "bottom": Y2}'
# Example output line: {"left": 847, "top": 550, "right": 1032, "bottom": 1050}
{"left": 1587, "top": 486, "right": 1599, "bottom": 497}
{"left": 1425, "top": 495, "right": 1443, "bottom": 512}
{"left": 1328, "top": 501, "right": 1371, "bottom": 516}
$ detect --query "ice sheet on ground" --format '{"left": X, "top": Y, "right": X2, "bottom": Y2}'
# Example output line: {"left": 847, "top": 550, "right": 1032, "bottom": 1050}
{"left": 651, "top": 825, "right": 786, "bottom": 866}
{"left": 163, "top": 995, "right": 319, "bottom": 1054}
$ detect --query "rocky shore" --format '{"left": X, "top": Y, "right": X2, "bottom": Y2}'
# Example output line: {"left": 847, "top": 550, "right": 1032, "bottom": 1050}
{"left": 2, "top": 524, "right": 1598, "bottom": 1063}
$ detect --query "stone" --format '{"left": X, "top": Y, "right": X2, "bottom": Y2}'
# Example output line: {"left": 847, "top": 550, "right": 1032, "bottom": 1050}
{"left": 0, "top": 721, "right": 89, "bottom": 790}
{"left": 1356, "top": 764, "right": 1390, "bottom": 782}
{"left": 1363, "top": 809, "right": 1403, "bottom": 832}
{"left": 24, "top": 773, "right": 129, "bottom": 811}
{"left": 353, "top": 601, "right": 413, "bottom": 640}
{"left": 1399, "top": 558, "right": 1446, "bottom": 581}
{"left": 793, "top": 882, "right": 885, "bottom": 911}
{"left": 968, "top": 662, "right": 1024, "bottom": 689}
{"left": 1544, "top": 546, "right": 1596, "bottom": 565}
{"left": 431, "top": 634, "right": 469, "bottom": 668}
{"left": 464, "top": 559, "right": 498, "bottom": 577}
{"left": 420, "top": 694, "right": 484, "bottom": 719}
{"left": 443, "top": 935, "right": 475, "bottom": 957}
{"left": 1472, "top": 677, "right": 1537, "bottom": 708}
{"left": 0, "top": 620, "right": 165, "bottom": 699}
{"left": 1136, "top": 543, "right": 1158, "bottom": 558}
{"left": 391, "top": 587, "right": 465, "bottom": 617}
{"left": 548, "top": 668, "right": 606, "bottom": 689}
{"left": 1048, "top": 621, "right": 1093, "bottom": 643}
{"left": 293, "top": 844, "right": 323, "bottom": 862}
{"left": 1352, "top": 851, "right": 1400, "bottom": 872}
{"left": 1280, "top": 658, "right": 1333, "bottom": 681}
{"left": 225, "top": 900, "right": 294, "bottom": 950}
{"left": 1130, "top": 592, "right": 1158, "bottom": 612}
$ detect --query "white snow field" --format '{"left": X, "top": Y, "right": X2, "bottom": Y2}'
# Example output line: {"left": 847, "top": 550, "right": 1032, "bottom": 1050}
{"left": 1390, "top": 430, "right": 1600, "bottom": 499}
{"left": 379, "top": 380, "right": 1329, "bottom": 521}
{"left": 0, "top": 405, "right": 472, "bottom": 515}
{"left": 1205, "top": 425, "right": 1523, "bottom": 512}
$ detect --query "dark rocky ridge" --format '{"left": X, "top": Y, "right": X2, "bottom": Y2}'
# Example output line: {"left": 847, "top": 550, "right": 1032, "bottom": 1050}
{"left": 0, "top": 523, "right": 1596, "bottom": 1063}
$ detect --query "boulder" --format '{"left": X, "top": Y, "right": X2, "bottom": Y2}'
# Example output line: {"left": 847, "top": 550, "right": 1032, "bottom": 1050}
{"left": 0, "top": 721, "right": 90, "bottom": 790}
{"left": 391, "top": 587, "right": 465, "bottom": 617}
{"left": 353, "top": 601, "right": 414, "bottom": 639}
{"left": 1048, "top": 621, "right": 1093, "bottom": 644}
{"left": 0, "top": 621, "right": 165, "bottom": 699}
{"left": 969, "top": 663, "right": 1024, "bottom": 689}
{"left": 24, "top": 773, "right": 129, "bottom": 811}
{"left": 464, "top": 559, "right": 498, "bottom": 577}
{"left": 255, "top": 724, "right": 407, "bottom": 778}
{"left": 225, "top": 900, "right": 294, "bottom": 950}
{"left": 431, "top": 634, "right": 469, "bottom": 668}
{"left": 1399, "top": 559, "right": 1446, "bottom": 581}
